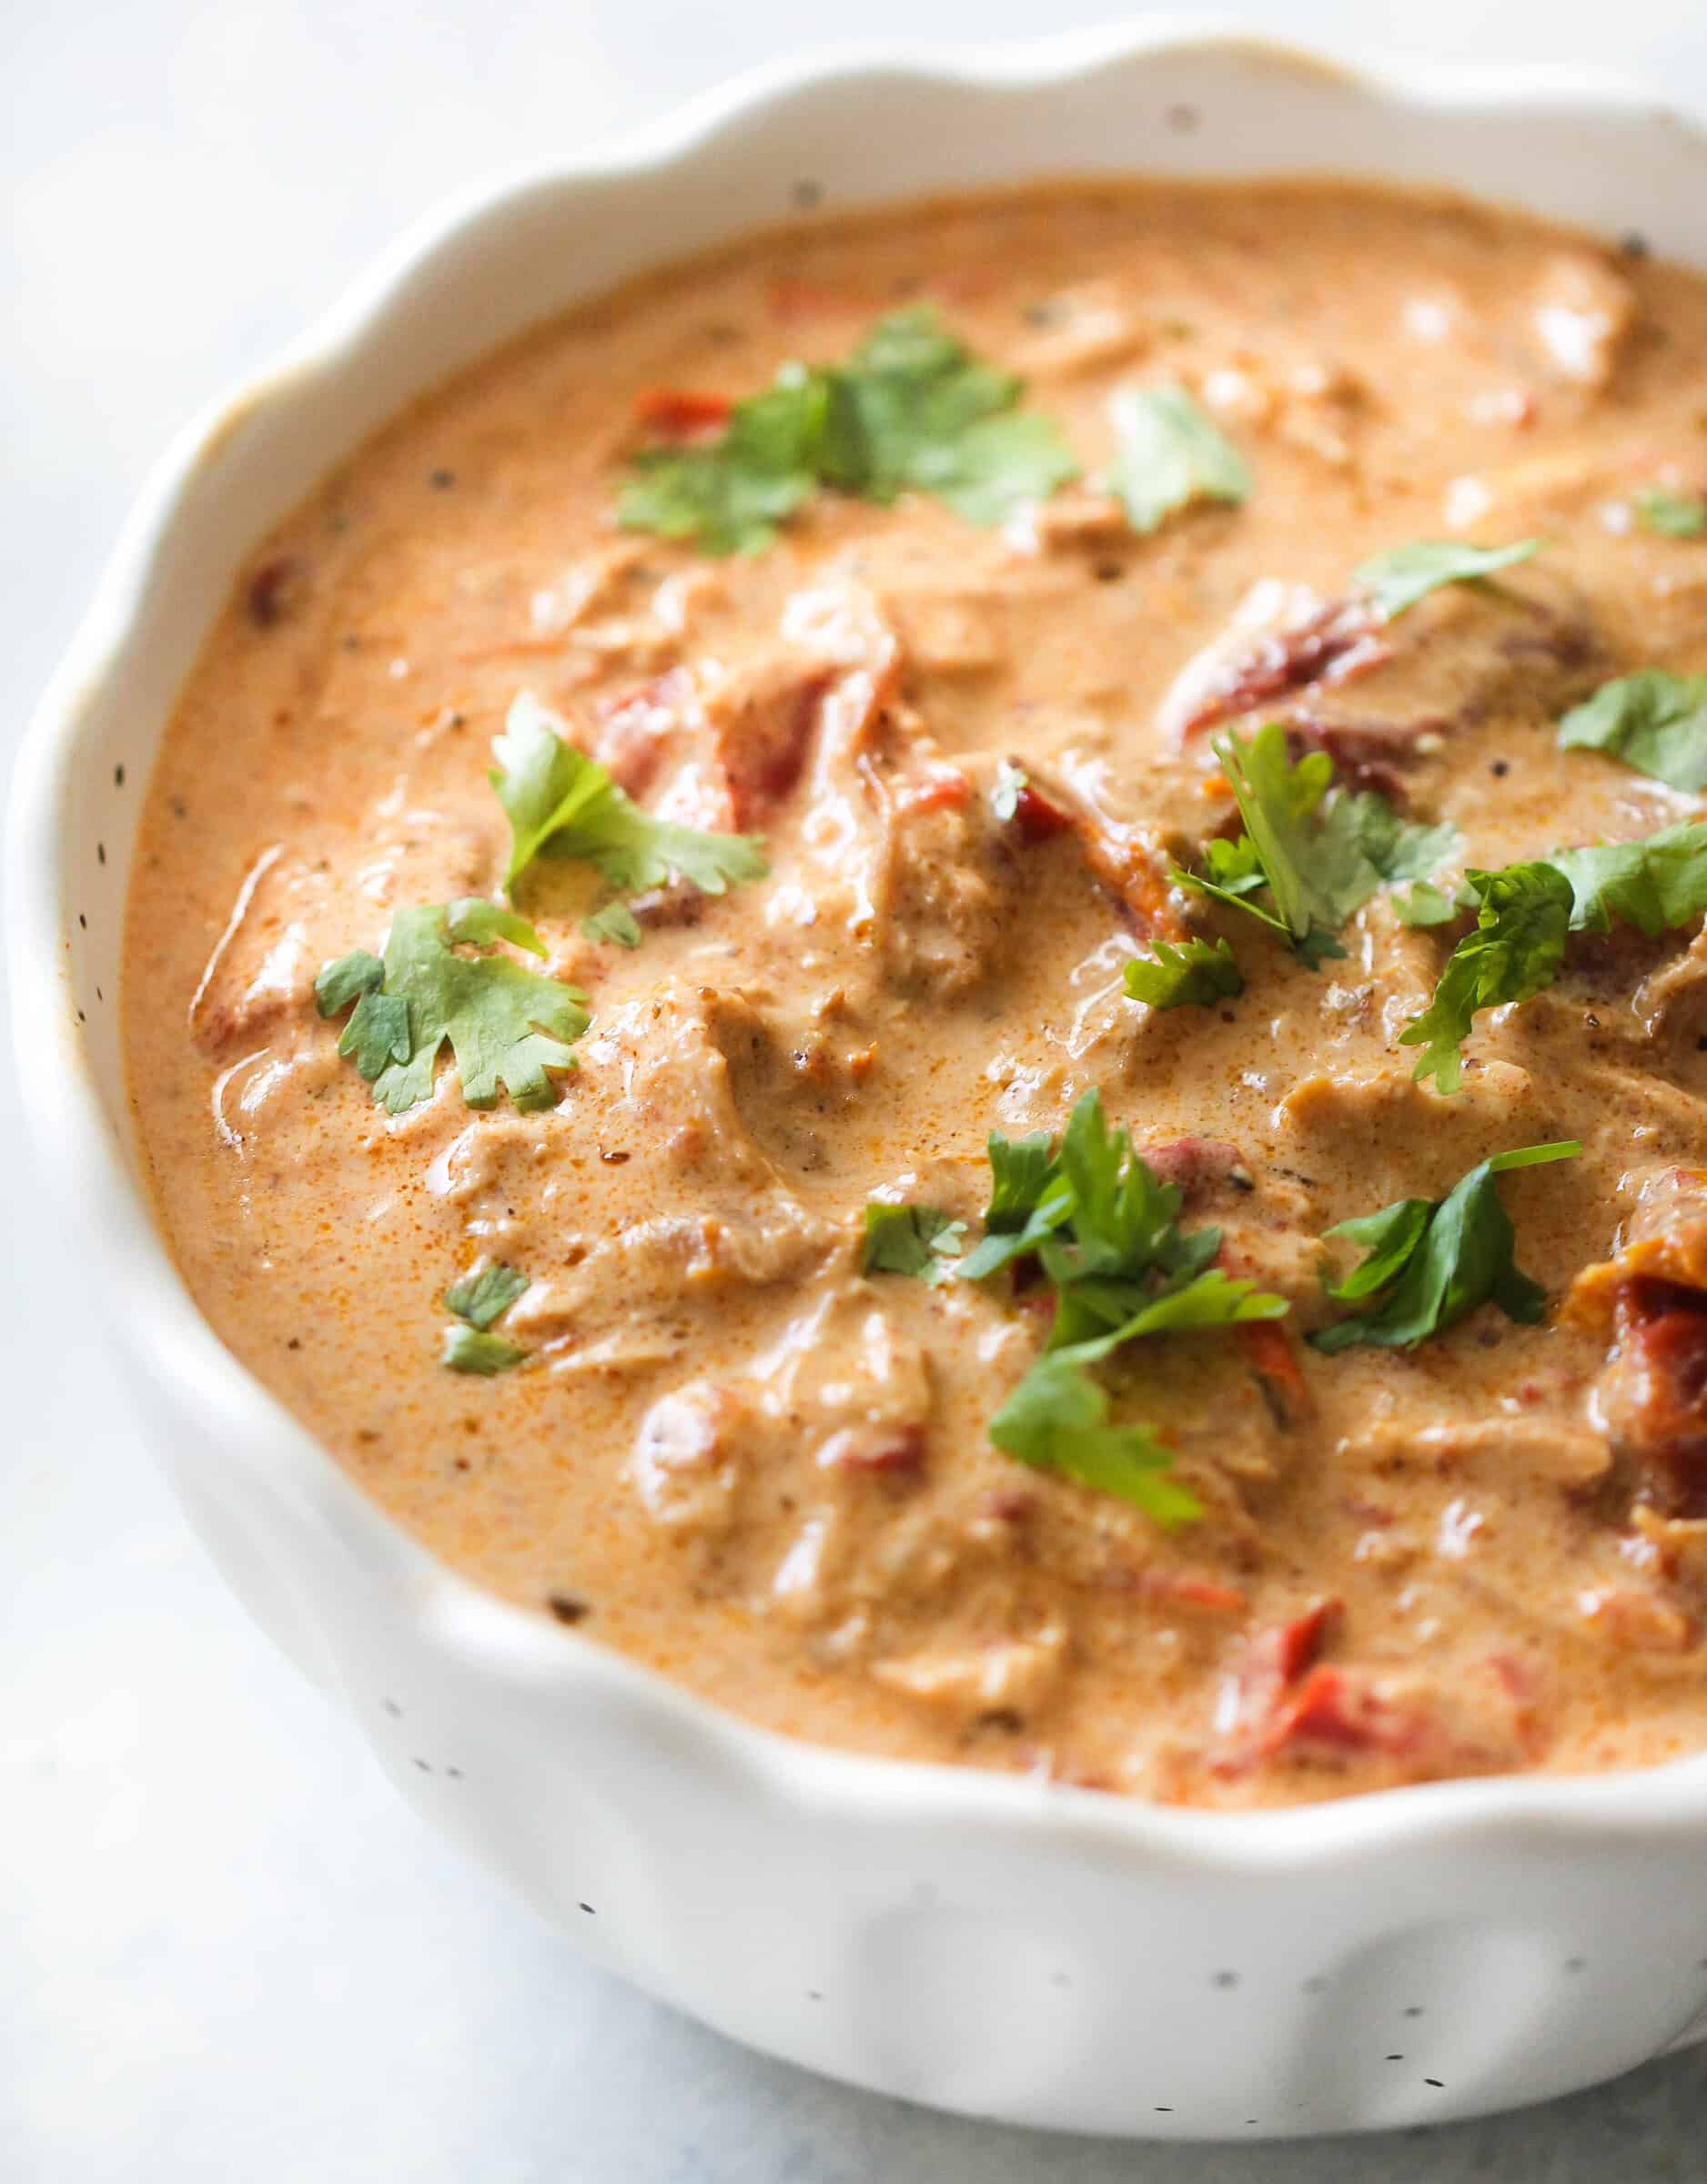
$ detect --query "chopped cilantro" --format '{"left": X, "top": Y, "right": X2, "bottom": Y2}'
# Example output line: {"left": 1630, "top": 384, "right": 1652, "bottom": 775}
{"left": 1353, "top": 537, "right": 1545, "bottom": 620}
{"left": 1399, "top": 821, "right": 1707, "bottom": 1085}
{"left": 618, "top": 308, "right": 1078, "bottom": 552}
{"left": 1636, "top": 488, "right": 1707, "bottom": 539}
{"left": 1550, "top": 819, "right": 1707, "bottom": 936}
{"left": 1392, "top": 880, "right": 1460, "bottom": 928}
{"left": 445, "top": 1261, "right": 530, "bottom": 1330}
{"left": 491, "top": 693, "right": 767, "bottom": 898}
{"left": 1174, "top": 723, "right": 1457, "bottom": 964}
{"left": 618, "top": 366, "right": 824, "bottom": 555}
{"left": 441, "top": 1325, "right": 529, "bottom": 1376}
{"left": 1558, "top": 670, "right": 1707, "bottom": 794}
{"left": 1105, "top": 382, "right": 1252, "bottom": 535}
{"left": 1399, "top": 862, "right": 1572, "bottom": 1094}
{"left": 1124, "top": 935, "right": 1244, "bottom": 1010}
{"left": 1312, "top": 1141, "right": 1581, "bottom": 1353}
{"left": 581, "top": 901, "right": 644, "bottom": 949}
{"left": 315, "top": 901, "right": 589, "bottom": 1114}
{"left": 959, "top": 1092, "right": 1288, "bottom": 1522}
{"left": 861, "top": 1202, "right": 966, "bottom": 1283}
{"left": 989, "top": 1350, "right": 1202, "bottom": 1528}
{"left": 990, "top": 761, "right": 1027, "bottom": 822}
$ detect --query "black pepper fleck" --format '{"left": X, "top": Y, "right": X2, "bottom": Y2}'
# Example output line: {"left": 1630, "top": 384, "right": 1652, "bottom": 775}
{"left": 1621, "top": 230, "right": 1651, "bottom": 260}
{"left": 429, "top": 467, "right": 456, "bottom": 489}
{"left": 579, "top": 1902, "right": 595, "bottom": 1915}
{"left": 1490, "top": 759, "right": 1510, "bottom": 778}
{"left": 78, "top": 914, "right": 86, "bottom": 929}
{"left": 791, "top": 179, "right": 823, "bottom": 209}
{"left": 114, "top": 763, "right": 126, "bottom": 787}
{"left": 548, "top": 1593, "right": 591, "bottom": 1625}
{"left": 96, "top": 843, "right": 106, "bottom": 865}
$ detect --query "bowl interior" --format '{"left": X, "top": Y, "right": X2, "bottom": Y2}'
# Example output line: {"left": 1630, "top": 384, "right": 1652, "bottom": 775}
{"left": 36, "top": 35, "right": 1707, "bottom": 1179}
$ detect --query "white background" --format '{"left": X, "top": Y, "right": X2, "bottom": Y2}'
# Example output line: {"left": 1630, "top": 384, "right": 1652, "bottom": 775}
{"left": 6, "top": 4, "right": 1707, "bottom": 2178}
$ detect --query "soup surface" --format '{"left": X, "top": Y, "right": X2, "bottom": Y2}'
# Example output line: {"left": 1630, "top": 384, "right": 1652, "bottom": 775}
{"left": 125, "top": 180, "right": 1707, "bottom": 1804}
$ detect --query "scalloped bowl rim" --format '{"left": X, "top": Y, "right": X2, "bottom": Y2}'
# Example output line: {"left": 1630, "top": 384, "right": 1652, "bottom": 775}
{"left": 13, "top": 16, "right": 1707, "bottom": 1872}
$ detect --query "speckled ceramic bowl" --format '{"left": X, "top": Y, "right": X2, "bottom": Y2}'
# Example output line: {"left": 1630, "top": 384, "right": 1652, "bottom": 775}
{"left": 13, "top": 20, "right": 1707, "bottom": 2138}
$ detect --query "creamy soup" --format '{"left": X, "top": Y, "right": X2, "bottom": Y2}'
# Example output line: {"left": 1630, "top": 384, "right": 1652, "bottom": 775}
{"left": 124, "top": 181, "right": 1707, "bottom": 1805}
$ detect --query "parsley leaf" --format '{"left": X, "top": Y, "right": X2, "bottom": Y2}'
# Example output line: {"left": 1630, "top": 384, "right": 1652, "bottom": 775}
{"left": 441, "top": 1325, "right": 530, "bottom": 1376}
{"left": 1550, "top": 819, "right": 1707, "bottom": 936}
{"left": 491, "top": 692, "right": 767, "bottom": 898}
{"left": 619, "top": 309, "right": 1077, "bottom": 551}
{"left": 861, "top": 1202, "right": 966, "bottom": 1283}
{"left": 1312, "top": 1141, "right": 1581, "bottom": 1353}
{"left": 1558, "top": 670, "right": 1707, "bottom": 794}
{"left": 1124, "top": 935, "right": 1245, "bottom": 1010}
{"left": 445, "top": 1261, "right": 530, "bottom": 1330}
{"left": 1637, "top": 488, "right": 1707, "bottom": 539}
{"left": 315, "top": 902, "right": 590, "bottom": 1114}
{"left": 1105, "top": 382, "right": 1252, "bottom": 535}
{"left": 618, "top": 366, "right": 825, "bottom": 555}
{"left": 989, "top": 1350, "right": 1202, "bottom": 1528}
{"left": 1175, "top": 723, "right": 1457, "bottom": 962}
{"left": 1399, "top": 862, "right": 1572, "bottom": 1094}
{"left": 1353, "top": 537, "right": 1545, "bottom": 620}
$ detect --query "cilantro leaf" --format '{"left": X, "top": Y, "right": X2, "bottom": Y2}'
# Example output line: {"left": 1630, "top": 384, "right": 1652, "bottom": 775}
{"left": 1354, "top": 537, "right": 1545, "bottom": 620}
{"left": 1312, "top": 1141, "right": 1580, "bottom": 1353}
{"left": 618, "top": 366, "right": 825, "bottom": 555}
{"left": 445, "top": 897, "right": 546, "bottom": 954}
{"left": 989, "top": 1350, "right": 1201, "bottom": 1527}
{"left": 440, "top": 1325, "right": 530, "bottom": 1376}
{"left": 491, "top": 693, "right": 767, "bottom": 898}
{"left": 1558, "top": 670, "right": 1707, "bottom": 794}
{"left": 1175, "top": 725, "right": 1453, "bottom": 962}
{"left": 1399, "top": 862, "right": 1572, "bottom": 1094}
{"left": 960, "top": 1092, "right": 1288, "bottom": 1522}
{"left": 1550, "top": 819, "right": 1707, "bottom": 937}
{"left": 1637, "top": 488, "right": 1707, "bottom": 539}
{"left": 619, "top": 309, "right": 1077, "bottom": 551}
{"left": 445, "top": 1261, "right": 530, "bottom": 1330}
{"left": 861, "top": 1202, "right": 966, "bottom": 1283}
{"left": 317, "top": 902, "right": 590, "bottom": 1115}
{"left": 1392, "top": 880, "right": 1460, "bottom": 927}
{"left": 1106, "top": 382, "right": 1252, "bottom": 535}
{"left": 314, "top": 950, "right": 384, "bottom": 1013}
{"left": 581, "top": 901, "right": 643, "bottom": 949}
{"left": 1124, "top": 935, "right": 1244, "bottom": 1010}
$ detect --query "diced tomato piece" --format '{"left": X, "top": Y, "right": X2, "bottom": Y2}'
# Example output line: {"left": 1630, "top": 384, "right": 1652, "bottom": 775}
{"left": 1010, "top": 784, "right": 1073, "bottom": 843}
{"left": 897, "top": 765, "right": 973, "bottom": 814}
{"left": 631, "top": 388, "right": 733, "bottom": 440}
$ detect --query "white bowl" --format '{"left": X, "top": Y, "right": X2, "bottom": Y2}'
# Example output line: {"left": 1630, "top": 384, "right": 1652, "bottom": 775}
{"left": 13, "top": 20, "right": 1707, "bottom": 2140}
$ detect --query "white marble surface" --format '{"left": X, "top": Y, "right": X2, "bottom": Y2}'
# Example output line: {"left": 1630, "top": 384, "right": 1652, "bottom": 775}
{"left": 5, "top": 3, "right": 1707, "bottom": 2176}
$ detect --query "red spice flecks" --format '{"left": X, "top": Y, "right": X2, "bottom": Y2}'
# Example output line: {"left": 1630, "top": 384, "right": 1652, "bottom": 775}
{"left": 247, "top": 555, "right": 307, "bottom": 629}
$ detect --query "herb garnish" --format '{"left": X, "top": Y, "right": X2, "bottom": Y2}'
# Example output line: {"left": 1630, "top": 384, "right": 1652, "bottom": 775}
{"left": 1123, "top": 935, "right": 1244, "bottom": 1010}
{"left": 959, "top": 1092, "right": 1288, "bottom": 1523}
{"left": 1312, "top": 1141, "right": 1581, "bottom": 1353}
{"left": 1173, "top": 722, "right": 1460, "bottom": 969}
{"left": 445, "top": 1261, "right": 530, "bottom": 1330}
{"left": 1558, "top": 670, "right": 1707, "bottom": 794}
{"left": 1636, "top": 488, "right": 1707, "bottom": 539}
{"left": 1402, "top": 821, "right": 1707, "bottom": 1088}
{"left": 491, "top": 693, "right": 767, "bottom": 904}
{"left": 861, "top": 1202, "right": 966, "bottom": 1283}
{"left": 441, "top": 1326, "right": 530, "bottom": 1376}
{"left": 1352, "top": 537, "right": 1545, "bottom": 621}
{"left": 1399, "top": 863, "right": 1572, "bottom": 1094}
{"left": 315, "top": 901, "right": 589, "bottom": 1115}
{"left": 1104, "top": 382, "right": 1252, "bottom": 535}
{"left": 618, "top": 308, "right": 1079, "bottom": 554}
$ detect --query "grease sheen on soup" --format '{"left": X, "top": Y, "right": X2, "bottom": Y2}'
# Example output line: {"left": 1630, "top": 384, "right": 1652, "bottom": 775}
{"left": 123, "top": 181, "right": 1707, "bottom": 1805}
